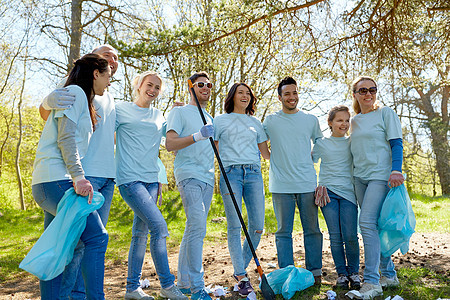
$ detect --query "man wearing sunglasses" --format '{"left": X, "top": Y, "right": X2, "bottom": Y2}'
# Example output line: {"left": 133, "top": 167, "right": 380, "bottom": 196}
{"left": 263, "top": 76, "right": 324, "bottom": 285}
{"left": 165, "top": 71, "right": 215, "bottom": 300}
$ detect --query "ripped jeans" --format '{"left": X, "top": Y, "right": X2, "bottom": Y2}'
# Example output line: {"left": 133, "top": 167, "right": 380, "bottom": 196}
{"left": 220, "top": 164, "right": 265, "bottom": 277}
{"left": 119, "top": 181, "right": 175, "bottom": 291}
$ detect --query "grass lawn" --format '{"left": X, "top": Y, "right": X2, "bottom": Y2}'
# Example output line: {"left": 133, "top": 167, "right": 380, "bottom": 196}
{"left": 0, "top": 190, "right": 448, "bottom": 299}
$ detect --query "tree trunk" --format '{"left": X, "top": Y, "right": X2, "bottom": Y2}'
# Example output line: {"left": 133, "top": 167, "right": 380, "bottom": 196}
{"left": 16, "top": 54, "right": 27, "bottom": 210}
{"left": 68, "top": 0, "right": 83, "bottom": 70}
{"left": 428, "top": 115, "right": 450, "bottom": 195}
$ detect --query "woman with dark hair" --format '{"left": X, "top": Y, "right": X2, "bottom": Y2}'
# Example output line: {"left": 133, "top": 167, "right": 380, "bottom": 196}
{"left": 31, "top": 53, "right": 111, "bottom": 299}
{"left": 213, "top": 83, "right": 269, "bottom": 297}
{"left": 350, "top": 76, "right": 404, "bottom": 299}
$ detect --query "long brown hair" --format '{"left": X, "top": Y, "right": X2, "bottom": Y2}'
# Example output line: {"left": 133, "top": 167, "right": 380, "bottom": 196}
{"left": 224, "top": 82, "right": 256, "bottom": 115}
{"left": 65, "top": 53, "right": 109, "bottom": 130}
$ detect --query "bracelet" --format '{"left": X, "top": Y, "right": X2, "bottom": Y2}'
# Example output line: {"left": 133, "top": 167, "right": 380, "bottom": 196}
{"left": 192, "top": 134, "right": 196, "bottom": 142}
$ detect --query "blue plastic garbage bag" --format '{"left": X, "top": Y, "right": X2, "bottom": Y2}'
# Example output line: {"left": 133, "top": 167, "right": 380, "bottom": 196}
{"left": 263, "top": 265, "right": 314, "bottom": 299}
{"left": 378, "top": 184, "right": 415, "bottom": 257}
{"left": 20, "top": 188, "right": 104, "bottom": 280}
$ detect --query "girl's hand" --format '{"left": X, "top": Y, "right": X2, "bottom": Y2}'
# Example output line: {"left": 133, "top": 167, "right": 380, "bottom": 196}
{"left": 74, "top": 177, "right": 94, "bottom": 204}
{"left": 388, "top": 171, "right": 404, "bottom": 188}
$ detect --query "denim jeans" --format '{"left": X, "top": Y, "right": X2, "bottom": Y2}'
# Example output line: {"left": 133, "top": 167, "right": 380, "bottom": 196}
{"left": 119, "top": 181, "right": 175, "bottom": 291}
{"left": 219, "top": 164, "right": 265, "bottom": 277}
{"left": 354, "top": 177, "right": 396, "bottom": 284}
{"left": 176, "top": 178, "right": 214, "bottom": 293}
{"left": 32, "top": 180, "right": 108, "bottom": 300}
{"left": 272, "top": 192, "right": 323, "bottom": 276}
{"left": 70, "top": 177, "right": 115, "bottom": 299}
{"left": 320, "top": 189, "right": 359, "bottom": 275}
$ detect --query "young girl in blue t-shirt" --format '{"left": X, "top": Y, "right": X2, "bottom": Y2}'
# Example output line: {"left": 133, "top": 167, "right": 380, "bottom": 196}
{"left": 312, "top": 105, "right": 360, "bottom": 290}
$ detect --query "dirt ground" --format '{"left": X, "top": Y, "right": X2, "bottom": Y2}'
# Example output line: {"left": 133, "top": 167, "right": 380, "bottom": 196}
{"left": 1, "top": 232, "right": 449, "bottom": 300}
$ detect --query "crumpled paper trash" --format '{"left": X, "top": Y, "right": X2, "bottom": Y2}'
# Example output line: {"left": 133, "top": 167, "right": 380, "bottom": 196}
{"left": 385, "top": 296, "right": 404, "bottom": 300}
{"left": 267, "top": 262, "right": 277, "bottom": 269}
{"left": 206, "top": 284, "right": 228, "bottom": 297}
{"left": 247, "top": 291, "right": 257, "bottom": 300}
{"left": 346, "top": 290, "right": 364, "bottom": 299}
{"left": 139, "top": 278, "right": 150, "bottom": 289}
{"left": 326, "top": 290, "right": 337, "bottom": 300}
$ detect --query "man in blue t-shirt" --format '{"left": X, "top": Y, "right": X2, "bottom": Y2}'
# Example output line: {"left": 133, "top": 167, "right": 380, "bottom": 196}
{"left": 263, "top": 76, "right": 324, "bottom": 285}
{"left": 165, "top": 71, "right": 215, "bottom": 300}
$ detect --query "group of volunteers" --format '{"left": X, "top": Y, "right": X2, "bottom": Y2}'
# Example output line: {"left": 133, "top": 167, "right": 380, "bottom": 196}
{"left": 31, "top": 43, "right": 405, "bottom": 300}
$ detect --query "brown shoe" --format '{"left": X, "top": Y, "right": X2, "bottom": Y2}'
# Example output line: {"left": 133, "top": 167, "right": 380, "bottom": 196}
{"left": 314, "top": 275, "right": 322, "bottom": 286}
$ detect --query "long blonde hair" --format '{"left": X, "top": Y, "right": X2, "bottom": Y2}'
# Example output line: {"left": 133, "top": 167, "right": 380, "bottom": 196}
{"left": 351, "top": 76, "right": 378, "bottom": 114}
{"left": 132, "top": 71, "right": 164, "bottom": 102}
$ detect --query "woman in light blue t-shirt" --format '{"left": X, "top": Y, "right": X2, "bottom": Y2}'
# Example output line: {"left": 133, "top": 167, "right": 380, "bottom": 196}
{"left": 350, "top": 76, "right": 404, "bottom": 298}
{"left": 214, "top": 83, "right": 270, "bottom": 297}
{"left": 312, "top": 105, "right": 360, "bottom": 290}
{"left": 31, "top": 54, "right": 111, "bottom": 299}
{"left": 115, "top": 71, "right": 187, "bottom": 300}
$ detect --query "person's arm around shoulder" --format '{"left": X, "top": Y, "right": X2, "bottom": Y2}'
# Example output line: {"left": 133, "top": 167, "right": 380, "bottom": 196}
{"left": 40, "top": 87, "right": 76, "bottom": 121}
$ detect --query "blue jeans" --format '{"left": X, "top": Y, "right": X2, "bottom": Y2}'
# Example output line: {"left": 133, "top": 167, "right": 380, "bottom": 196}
{"left": 119, "top": 181, "right": 175, "bottom": 291}
{"left": 272, "top": 192, "right": 323, "bottom": 276}
{"left": 70, "top": 177, "right": 115, "bottom": 299}
{"left": 176, "top": 178, "right": 214, "bottom": 293}
{"left": 320, "top": 189, "right": 359, "bottom": 275}
{"left": 219, "top": 164, "right": 265, "bottom": 277}
{"left": 32, "top": 180, "right": 108, "bottom": 300}
{"left": 354, "top": 177, "right": 396, "bottom": 284}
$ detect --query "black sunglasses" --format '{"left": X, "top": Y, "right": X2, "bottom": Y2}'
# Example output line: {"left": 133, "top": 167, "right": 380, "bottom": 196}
{"left": 194, "top": 82, "right": 213, "bottom": 89}
{"left": 354, "top": 87, "right": 377, "bottom": 95}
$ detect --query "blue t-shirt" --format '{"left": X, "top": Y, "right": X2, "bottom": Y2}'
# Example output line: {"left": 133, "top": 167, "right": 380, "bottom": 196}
{"left": 81, "top": 92, "right": 116, "bottom": 178}
{"left": 350, "top": 106, "right": 402, "bottom": 181}
{"left": 115, "top": 101, "right": 166, "bottom": 186}
{"left": 32, "top": 85, "right": 93, "bottom": 185}
{"left": 312, "top": 136, "right": 356, "bottom": 204}
{"left": 166, "top": 105, "right": 214, "bottom": 186}
{"left": 263, "top": 110, "right": 323, "bottom": 193}
{"left": 214, "top": 113, "right": 267, "bottom": 168}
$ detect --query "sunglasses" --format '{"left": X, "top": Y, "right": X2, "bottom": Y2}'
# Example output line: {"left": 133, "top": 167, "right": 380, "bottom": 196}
{"left": 354, "top": 87, "right": 377, "bottom": 95}
{"left": 194, "top": 82, "right": 213, "bottom": 89}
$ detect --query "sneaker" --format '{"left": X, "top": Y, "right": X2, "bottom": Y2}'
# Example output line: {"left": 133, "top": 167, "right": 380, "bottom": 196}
{"left": 380, "top": 275, "right": 399, "bottom": 288}
{"left": 124, "top": 287, "right": 154, "bottom": 300}
{"left": 160, "top": 285, "right": 189, "bottom": 300}
{"left": 314, "top": 275, "right": 322, "bottom": 286}
{"left": 349, "top": 273, "right": 361, "bottom": 289}
{"left": 179, "top": 288, "right": 191, "bottom": 295}
{"left": 237, "top": 277, "right": 254, "bottom": 297}
{"left": 191, "top": 289, "right": 212, "bottom": 300}
{"left": 335, "top": 274, "right": 349, "bottom": 289}
{"left": 359, "top": 282, "right": 382, "bottom": 299}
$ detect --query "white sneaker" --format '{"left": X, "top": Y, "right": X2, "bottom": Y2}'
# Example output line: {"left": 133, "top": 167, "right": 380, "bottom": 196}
{"left": 359, "top": 282, "right": 383, "bottom": 299}
{"left": 125, "top": 287, "right": 154, "bottom": 300}
{"left": 160, "top": 285, "right": 189, "bottom": 300}
{"left": 380, "top": 275, "right": 399, "bottom": 288}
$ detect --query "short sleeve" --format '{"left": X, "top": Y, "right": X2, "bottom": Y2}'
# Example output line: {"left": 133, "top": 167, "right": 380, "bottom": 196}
{"left": 311, "top": 139, "right": 322, "bottom": 163}
{"left": 166, "top": 107, "right": 183, "bottom": 135}
{"left": 54, "top": 85, "right": 87, "bottom": 124}
{"left": 381, "top": 107, "right": 402, "bottom": 140}
{"left": 254, "top": 117, "right": 268, "bottom": 143}
{"left": 311, "top": 116, "right": 324, "bottom": 143}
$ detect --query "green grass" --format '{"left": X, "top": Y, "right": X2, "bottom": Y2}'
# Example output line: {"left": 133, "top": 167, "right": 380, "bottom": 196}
{"left": 1, "top": 190, "right": 449, "bottom": 299}
{"left": 409, "top": 193, "right": 450, "bottom": 233}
